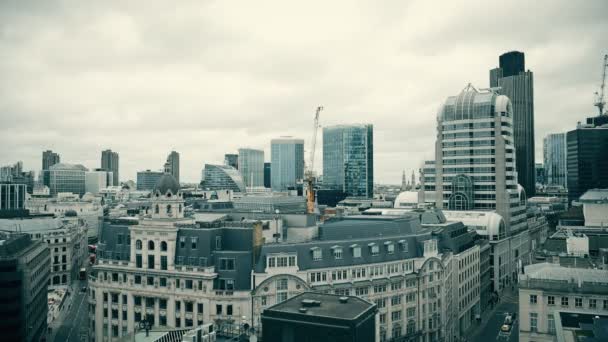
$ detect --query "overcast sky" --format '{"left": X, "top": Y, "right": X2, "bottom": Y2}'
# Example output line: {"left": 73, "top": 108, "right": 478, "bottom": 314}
{"left": 1, "top": 0, "right": 607, "bottom": 184}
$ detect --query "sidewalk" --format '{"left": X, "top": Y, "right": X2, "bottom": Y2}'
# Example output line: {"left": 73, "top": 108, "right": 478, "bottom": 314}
{"left": 47, "top": 284, "right": 75, "bottom": 342}
{"left": 465, "top": 287, "right": 519, "bottom": 342}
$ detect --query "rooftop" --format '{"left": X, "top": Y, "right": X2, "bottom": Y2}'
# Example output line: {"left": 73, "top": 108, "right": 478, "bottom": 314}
{"left": 580, "top": 189, "right": 608, "bottom": 204}
{"left": 264, "top": 292, "right": 375, "bottom": 321}
{"left": 522, "top": 262, "right": 608, "bottom": 284}
{"left": 556, "top": 312, "right": 608, "bottom": 342}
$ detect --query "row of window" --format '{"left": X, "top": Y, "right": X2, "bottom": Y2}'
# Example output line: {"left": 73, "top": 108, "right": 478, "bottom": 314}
{"left": 308, "top": 262, "right": 415, "bottom": 283}
{"left": 310, "top": 241, "right": 409, "bottom": 261}
{"left": 530, "top": 294, "right": 608, "bottom": 309}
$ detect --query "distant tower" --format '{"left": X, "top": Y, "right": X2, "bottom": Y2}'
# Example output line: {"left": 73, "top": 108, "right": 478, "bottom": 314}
{"left": 411, "top": 170, "right": 416, "bottom": 190}
{"left": 101, "top": 149, "right": 119, "bottom": 186}
{"left": 42, "top": 150, "right": 60, "bottom": 171}
{"left": 401, "top": 170, "right": 407, "bottom": 191}
{"left": 164, "top": 151, "right": 180, "bottom": 184}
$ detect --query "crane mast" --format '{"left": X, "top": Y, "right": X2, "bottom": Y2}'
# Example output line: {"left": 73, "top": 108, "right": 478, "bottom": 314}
{"left": 595, "top": 54, "right": 608, "bottom": 116}
{"left": 306, "top": 106, "right": 322, "bottom": 214}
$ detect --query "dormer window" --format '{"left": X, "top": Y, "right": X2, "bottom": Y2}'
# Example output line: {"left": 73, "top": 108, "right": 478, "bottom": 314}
{"left": 385, "top": 241, "right": 395, "bottom": 254}
{"left": 369, "top": 243, "right": 379, "bottom": 256}
{"left": 332, "top": 246, "right": 343, "bottom": 260}
{"left": 399, "top": 239, "right": 408, "bottom": 253}
{"left": 351, "top": 244, "right": 361, "bottom": 258}
{"left": 311, "top": 247, "right": 322, "bottom": 261}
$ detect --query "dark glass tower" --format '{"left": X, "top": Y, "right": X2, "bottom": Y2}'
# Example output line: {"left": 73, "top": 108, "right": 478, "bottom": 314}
{"left": 566, "top": 117, "right": 608, "bottom": 204}
{"left": 101, "top": 149, "right": 119, "bottom": 185}
{"left": 42, "top": 150, "right": 60, "bottom": 170}
{"left": 490, "top": 51, "right": 535, "bottom": 196}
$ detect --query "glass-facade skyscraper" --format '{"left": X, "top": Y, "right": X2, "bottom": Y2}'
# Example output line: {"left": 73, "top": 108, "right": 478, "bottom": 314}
{"left": 201, "top": 164, "right": 246, "bottom": 192}
{"left": 101, "top": 149, "right": 119, "bottom": 186}
{"left": 543, "top": 133, "right": 567, "bottom": 187}
{"left": 322, "top": 124, "right": 373, "bottom": 198}
{"left": 566, "top": 116, "right": 608, "bottom": 203}
{"left": 490, "top": 51, "right": 535, "bottom": 197}
{"left": 238, "top": 148, "right": 264, "bottom": 189}
{"left": 270, "top": 138, "right": 304, "bottom": 191}
{"left": 136, "top": 170, "right": 164, "bottom": 191}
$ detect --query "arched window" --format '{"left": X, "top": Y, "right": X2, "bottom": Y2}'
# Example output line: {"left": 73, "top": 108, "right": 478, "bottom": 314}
{"left": 61, "top": 274, "right": 67, "bottom": 284}
{"left": 136, "top": 240, "right": 142, "bottom": 250}
{"left": 161, "top": 241, "right": 167, "bottom": 252}
{"left": 166, "top": 205, "right": 172, "bottom": 214}
{"left": 179, "top": 204, "right": 182, "bottom": 213}
{"left": 155, "top": 205, "right": 159, "bottom": 214}
{"left": 148, "top": 240, "right": 155, "bottom": 250}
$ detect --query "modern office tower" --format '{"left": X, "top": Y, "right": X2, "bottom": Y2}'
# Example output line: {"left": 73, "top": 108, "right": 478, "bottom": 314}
{"left": 136, "top": 170, "right": 165, "bottom": 191}
{"left": 518, "top": 263, "right": 608, "bottom": 342}
{"left": 0, "top": 233, "right": 50, "bottom": 342}
{"left": 42, "top": 150, "right": 60, "bottom": 170}
{"left": 224, "top": 154, "right": 239, "bottom": 170}
{"left": 200, "top": 164, "right": 246, "bottom": 192}
{"left": 490, "top": 51, "right": 535, "bottom": 196}
{"left": 535, "top": 163, "right": 545, "bottom": 185}
{"left": 164, "top": 151, "right": 180, "bottom": 184}
{"left": 41, "top": 163, "right": 88, "bottom": 197}
{"left": 0, "top": 183, "right": 27, "bottom": 213}
{"left": 433, "top": 84, "right": 527, "bottom": 233}
{"left": 85, "top": 169, "right": 113, "bottom": 194}
{"left": 322, "top": 124, "right": 374, "bottom": 198}
{"left": 101, "top": 149, "right": 119, "bottom": 185}
{"left": 262, "top": 292, "right": 377, "bottom": 342}
{"left": 270, "top": 137, "right": 305, "bottom": 192}
{"left": 543, "top": 133, "right": 567, "bottom": 187}
{"left": 566, "top": 116, "right": 608, "bottom": 204}
{"left": 90, "top": 174, "right": 258, "bottom": 341}
{"left": 238, "top": 148, "right": 264, "bottom": 188}
{"left": 264, "top": 162, "right": 271, "bottom": 188}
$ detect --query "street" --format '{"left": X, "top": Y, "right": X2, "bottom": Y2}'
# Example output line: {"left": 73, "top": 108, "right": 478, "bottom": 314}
{"left": 50, "top": 278, "right": 89, "bottom": 342}
{"left": 472, "top": 289, "right": 519, "bottom": 342}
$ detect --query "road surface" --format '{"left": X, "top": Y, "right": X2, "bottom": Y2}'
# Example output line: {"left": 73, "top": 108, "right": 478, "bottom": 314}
{"left": 52, "top": 278, "right": 89, "bottom": 342}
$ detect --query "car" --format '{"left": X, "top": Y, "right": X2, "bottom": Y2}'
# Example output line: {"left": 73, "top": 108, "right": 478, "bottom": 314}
{"left": 81, "top": 286, "right": 87, "bottom": 292}
{"left": 500, "top": 324, "right": 512, "bottom": 333}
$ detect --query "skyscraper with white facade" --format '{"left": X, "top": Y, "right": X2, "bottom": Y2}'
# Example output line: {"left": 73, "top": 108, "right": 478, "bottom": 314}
{"left": 270, "top": 137, "right": 304, "bottom": 192}
{"left": 543, "top": 133, "right": 567, "bottom": 187}
{"left": 322, "top": 124, "right": 374, "bottom": 198}
{"left": 238, "top": 148, "right": 264, "bottom": 189}
{"left": 432, "top": 84, "right": 527, "bottom": 233}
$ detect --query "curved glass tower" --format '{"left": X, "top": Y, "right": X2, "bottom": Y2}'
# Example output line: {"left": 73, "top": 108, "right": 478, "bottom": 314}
{"left": 201, "top": 164, "right": 246, "bottom": 192}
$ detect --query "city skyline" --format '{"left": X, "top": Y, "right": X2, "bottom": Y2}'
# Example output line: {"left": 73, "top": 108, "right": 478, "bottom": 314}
{"left": 1, "top": 1, "right": 607, "bottom": 183}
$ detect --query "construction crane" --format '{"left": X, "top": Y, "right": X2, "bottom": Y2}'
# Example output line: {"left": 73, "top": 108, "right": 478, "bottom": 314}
{"left": 594, "top": 54, "right": 608, "bottom": 116}
{"left": 305, "top": 106, "right": 322, "bottom": 214}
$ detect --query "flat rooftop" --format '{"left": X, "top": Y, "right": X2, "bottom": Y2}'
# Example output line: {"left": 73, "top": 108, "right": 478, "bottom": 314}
{"left": 265, "top": 292, "right": 375, "bottom": 321}
{"left": 523, "top": 262, "right": 608, "bottom": 284}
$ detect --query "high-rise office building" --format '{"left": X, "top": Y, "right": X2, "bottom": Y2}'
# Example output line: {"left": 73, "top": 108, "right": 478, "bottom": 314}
{"left": 200, "top": 164, "right": 246, "bottom": 192}
{"left": 543, "top": 133, "right": 567, "bottom": 187}
{"left": 264, "top": 162, "right": 271, "bottom": 188}
{"left": 85, "top": 169, "right": 113, "bottom": 194}
{"left": 0, "top": 233, "right": 50, "bottom": 342}
{"left": 164, "top": 151, "right": 180, "bottom": 184}
{"left": 566, "top": 116, "right": 608, "bottom": 204}
{"left": 224, "top": 154, "right": 239, "bottom": 170}
{"left": 270, "top": 137, "right": 304, "bottom": 192}
{"left": 42, "top": 163, "right": 88, "bottom": 197}
{"left": 101, "top": 149, "right": 119, "bottom": 185}
{"left": 432, "top": 84, "right": 527, "bottom": 233}
{"left": 322, "top": 124, "right": 374, "bottom": 198}
{"left": 535, "top": 163, "right": 545, "bottom": 186}
{"left": 490, "top": 51, "right": 535, "bottom": 197}
{"left": 42, "top": 150, "right": 60, "bottom": 170}
{"left": 136, "top": 170, "right": 165, "bottom": 191}
{"left": 238, "top": 148, "right": 264, "bottom": 188}
{"left": 0, "top": 183, "right": 27, "bottom": 213}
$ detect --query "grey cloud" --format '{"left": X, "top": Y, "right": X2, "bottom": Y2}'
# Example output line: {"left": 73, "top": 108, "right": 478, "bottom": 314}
{"left": 0, "top": 0, "right": 607, "bottom": 183}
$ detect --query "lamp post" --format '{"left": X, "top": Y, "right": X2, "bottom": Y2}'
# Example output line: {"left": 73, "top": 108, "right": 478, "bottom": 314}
{"left": 138, "top": 314, "right": 152, "bottom": 337}
{"left": 273, "top": 209, "right": 281, "bottom": 243}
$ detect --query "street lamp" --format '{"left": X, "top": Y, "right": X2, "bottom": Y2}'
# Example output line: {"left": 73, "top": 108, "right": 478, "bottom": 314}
{"left": 273, "top": 209, "right": 281, "bottom": 243}
{"left": 138, "top": 315, "right": 152, "bottom": 337}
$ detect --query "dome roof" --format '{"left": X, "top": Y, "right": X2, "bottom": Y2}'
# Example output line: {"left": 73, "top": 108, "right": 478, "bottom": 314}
{"left": 154, "top": 173, "right": 180, "bottom": 195}
{"left": 64, "top": 210, "right": 78, "bottom": 217}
